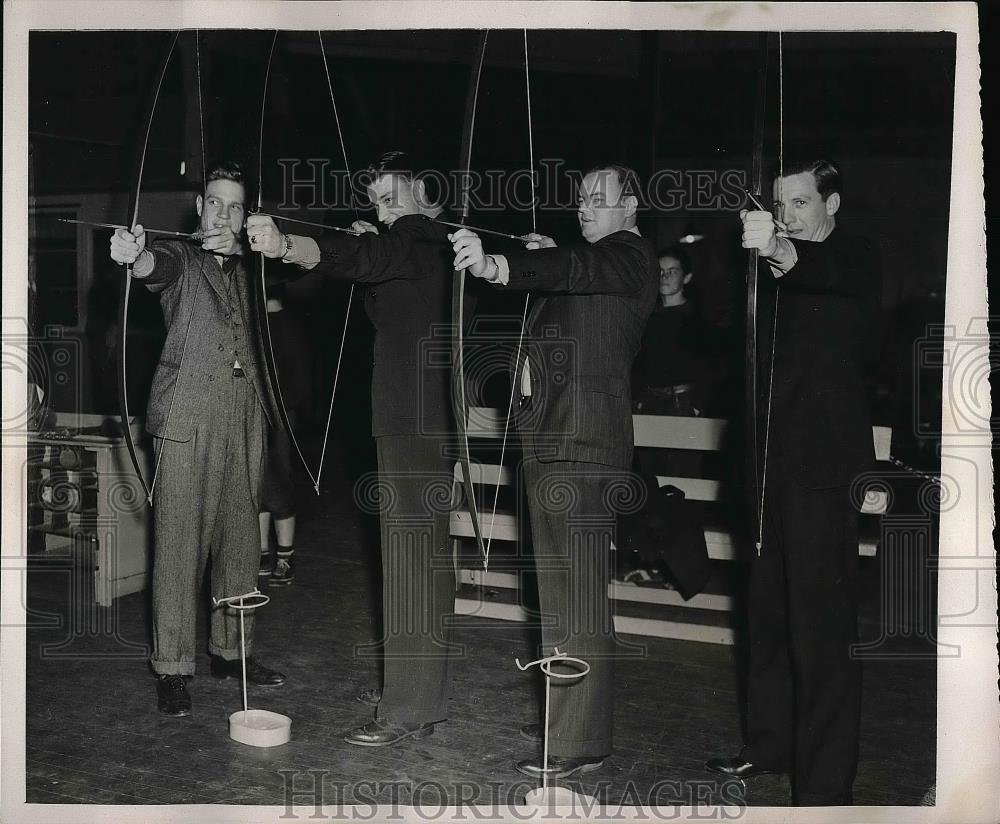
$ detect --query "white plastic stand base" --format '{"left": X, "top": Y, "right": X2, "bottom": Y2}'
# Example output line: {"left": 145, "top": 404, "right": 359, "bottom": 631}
{"left": 229, "top": 709, "right": 291, "bottom": 748}
{"left": 523, "top": 786, "right": 597, "bottom": 813}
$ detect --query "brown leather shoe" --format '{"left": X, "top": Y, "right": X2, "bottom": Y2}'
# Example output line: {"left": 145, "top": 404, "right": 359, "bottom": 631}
{"left": 344, "top": 718, "right": 435, "bottom": 747}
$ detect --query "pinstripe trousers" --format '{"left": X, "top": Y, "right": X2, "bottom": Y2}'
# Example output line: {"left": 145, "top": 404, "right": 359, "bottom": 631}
{"left": 521, "top": 457, "right": 617, "bottom": 759}
{"left": 371, "top": 434, "right": 456, "bottom": 726}
{"left": 149, "top": 373, "right": 266, "bottom": 675}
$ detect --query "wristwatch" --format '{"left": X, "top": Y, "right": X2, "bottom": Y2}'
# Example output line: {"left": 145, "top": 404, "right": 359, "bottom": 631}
{"left": 280, "top": 233, "right": 294, "bottom": 262}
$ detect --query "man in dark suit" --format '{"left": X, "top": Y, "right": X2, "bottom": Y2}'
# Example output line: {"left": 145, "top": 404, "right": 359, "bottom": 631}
{"left": 110, "top": 162, "right": 286, "bottom": 717}
{"left": 706, "top": 159, "right": 882, "bottom": 805}
{"left": 247, "top": 151, "right": 463, "bottom": 747}
{"left": 451, "top": 163, "right": 658, "bottom": 778}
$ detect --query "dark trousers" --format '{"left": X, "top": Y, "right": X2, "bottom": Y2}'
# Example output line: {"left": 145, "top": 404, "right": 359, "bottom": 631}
{"left": 372, "top": 434, "right": 455, "bottom": 726}
{"left": 521, "top": 457, "right": 616, "bottom": 759}
{"left": 150, "top": 373, "right": 266, "bottom": 675}
{"left": 743, "top": 473, "right": 862, "bottom": 805}
{"left": 261, "top": 411, "right": 296, "bottom": 518}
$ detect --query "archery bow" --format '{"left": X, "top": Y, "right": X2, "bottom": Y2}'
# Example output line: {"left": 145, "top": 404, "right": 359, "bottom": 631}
{"left": 744, "top": 32, "right": 768, "bottom": 546}
{"left": 452, "top": 31, "right": 491, "bottom": 567}
{"left": 755, "top": 32, "right": 783, "bottom": 552}
{"left": 484, "top": 29, "right": 536, "bottom": 572}
{"left": 118, "top": 31, "right": 214, "bottom": 508}
{"left": 746, "top": 31, "right": 783, "bottom": 553}
{"left": 117, "top": 30, "right": 181, "bottom": 506}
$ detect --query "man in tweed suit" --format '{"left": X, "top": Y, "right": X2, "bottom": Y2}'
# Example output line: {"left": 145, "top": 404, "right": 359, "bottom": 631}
{"left": 110, "top": 162, "right": 286, "bottom": 716}
{"left": 451, "top": 163, "right": 658, "bottom": 777}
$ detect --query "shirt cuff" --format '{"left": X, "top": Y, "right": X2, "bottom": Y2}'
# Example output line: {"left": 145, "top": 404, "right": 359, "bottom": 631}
{"left": 131, "top": 248, "right": 155, "bottom": 278}
{"left": 491, "top": 254, "right": 510, "bottom": 285}
{"left": 282, "top": 234, "right": 322, "bottom": 269}
{"left": 764, "top": 237, "right": 798, "bottom": 277}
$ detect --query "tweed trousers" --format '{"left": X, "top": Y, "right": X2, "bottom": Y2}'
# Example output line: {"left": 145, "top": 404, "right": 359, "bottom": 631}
{"left": 149, "top": 372, "right": 266, "bottom": 675}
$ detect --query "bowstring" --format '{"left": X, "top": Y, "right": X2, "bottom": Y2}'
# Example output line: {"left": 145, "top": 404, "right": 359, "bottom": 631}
{"left": 756, "top": 30, "right": 783, "bottom": 551}
{"left": 257, "top": 32, "right": 324, "bottom": 494}
{"left": 195, "top": 29, "right": 207, "bottom": 189}
{"left": 314, "top": 30, "right": 360, "bottom": 496}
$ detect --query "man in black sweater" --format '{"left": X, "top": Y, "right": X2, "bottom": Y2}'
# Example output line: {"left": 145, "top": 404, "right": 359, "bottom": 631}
{"left": 451, "top": 163, "right": 658, "bottom": 778}
{"left": 706, "top": 159, "right": 882, "bottom": 805}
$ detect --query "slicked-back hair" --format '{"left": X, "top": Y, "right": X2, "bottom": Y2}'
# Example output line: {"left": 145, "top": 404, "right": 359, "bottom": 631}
{"left": 584, "top": 162, "right": 642, "bottom": 206}
{"left": 780, "top": 158, "right": 841, "bottom": 200}
{"left": 362, "top": 150, "right": 442, "bottom": 207}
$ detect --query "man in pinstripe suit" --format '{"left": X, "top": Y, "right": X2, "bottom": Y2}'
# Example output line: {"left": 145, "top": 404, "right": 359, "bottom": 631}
{"left": 452, "top": 163, "right": 658, "bottom": 777}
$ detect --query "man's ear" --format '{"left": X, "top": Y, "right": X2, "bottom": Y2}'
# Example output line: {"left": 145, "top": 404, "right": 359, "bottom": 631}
{"left": 412, "top": 178, "right": 427, "bottom": 208}
{"left": 683, "top": 272, "right": 693, "bottom": 285}
{"left": 196, "top": 194, "right": 204, "bottom": 217}
{"left": 624, "top": 194, "right": 638, "bottom": 219}
{"left": 825, "top": 191, "right": 841, "bottom": 217}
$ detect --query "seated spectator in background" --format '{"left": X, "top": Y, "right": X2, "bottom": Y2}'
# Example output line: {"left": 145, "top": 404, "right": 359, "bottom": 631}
{"left": 632, "top": 246, "right": 726, "bottom": 417}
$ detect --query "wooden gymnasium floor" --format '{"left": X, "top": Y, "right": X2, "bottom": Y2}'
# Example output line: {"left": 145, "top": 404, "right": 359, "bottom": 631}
{"left": 21, "top": 460, "right": 936, "bottom": 810}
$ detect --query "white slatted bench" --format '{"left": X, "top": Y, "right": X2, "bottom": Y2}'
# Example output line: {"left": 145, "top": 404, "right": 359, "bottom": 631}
{"left": 451, "top": 407, "right": 892, "bottom": 645}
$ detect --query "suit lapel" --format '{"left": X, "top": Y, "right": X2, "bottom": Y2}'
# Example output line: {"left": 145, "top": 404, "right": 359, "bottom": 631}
{"left": 200, "top": 252, "right": 229, "bottom": 301}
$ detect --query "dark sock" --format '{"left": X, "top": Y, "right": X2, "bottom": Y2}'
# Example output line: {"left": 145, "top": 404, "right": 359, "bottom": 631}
{"left": 276, "top": 546, "right": 294, "bottom": 558}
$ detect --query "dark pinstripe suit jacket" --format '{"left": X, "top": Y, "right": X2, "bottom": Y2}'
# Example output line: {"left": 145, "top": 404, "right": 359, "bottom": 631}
{"left": 502, "top": 229, "right": 658, "bottom": 468}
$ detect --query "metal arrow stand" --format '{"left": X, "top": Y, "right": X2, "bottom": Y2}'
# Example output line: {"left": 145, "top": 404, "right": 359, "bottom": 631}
{"left": 516, "top": 649, "right": 596, "bottom": 815}
{"left": 212, "top": 589, "right": 290, "bottom": 747}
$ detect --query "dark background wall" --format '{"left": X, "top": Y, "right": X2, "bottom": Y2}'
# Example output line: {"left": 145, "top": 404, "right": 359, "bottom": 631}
{"left": 27, "top": 28, "right": 956, "bottom": 466}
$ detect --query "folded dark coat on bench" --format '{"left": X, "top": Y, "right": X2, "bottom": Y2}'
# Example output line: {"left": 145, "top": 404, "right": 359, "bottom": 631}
{"left": 618, "top": 477, "right": 711, "bottom": 600}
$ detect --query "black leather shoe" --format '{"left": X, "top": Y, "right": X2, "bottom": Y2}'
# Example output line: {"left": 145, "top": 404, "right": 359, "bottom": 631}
{"left": 520, "top": 722, "right": 542, "bottom": 742}
{"left": 269, "top": 555, "right": 294, "bottom": 586}
{"left": 705, "top": 755, "right": 784, "bottom": 779}
{"left": 357, "top": 687, "right": 382, "bottom": 706}
{"left": 210, "top": 655, "right": 286, "bottom": 686}
{"left": 515, "top": 754, "right": 606, "bottom": 778}
{"left": 156, "top": 674, "right": 192, "bottom": 716}
{"left": 344, "top": 718, "right": 435, "bottom": 747}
